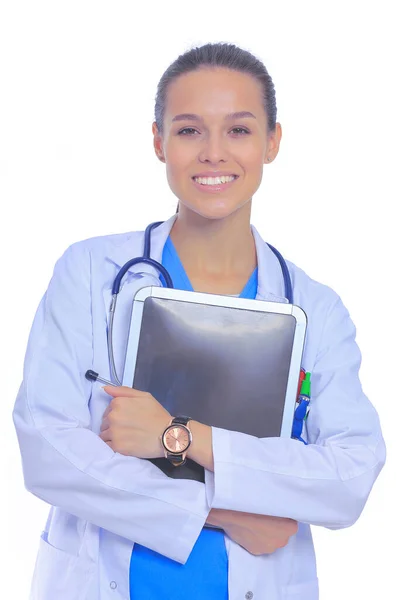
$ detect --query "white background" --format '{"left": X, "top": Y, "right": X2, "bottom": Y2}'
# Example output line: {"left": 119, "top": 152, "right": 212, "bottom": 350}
{"left": 1, "top": 1, "right": 396, "bottom": 597}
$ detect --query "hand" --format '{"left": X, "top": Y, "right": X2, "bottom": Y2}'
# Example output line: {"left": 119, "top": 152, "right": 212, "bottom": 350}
{"left": 99, "top": 386, "right": 171, "bottom": 459}
{"left": 207, "top": 509, "right": 298, "bottom": 555}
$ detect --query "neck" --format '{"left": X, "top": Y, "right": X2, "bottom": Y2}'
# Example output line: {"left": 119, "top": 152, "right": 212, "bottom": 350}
{"left": 169, "top": 202, "right": 257, "bottom": 277}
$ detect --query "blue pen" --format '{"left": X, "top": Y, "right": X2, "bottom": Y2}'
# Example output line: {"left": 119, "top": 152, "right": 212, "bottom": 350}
{"left": 292, "top": 372, "right": 311, "bottom": 444}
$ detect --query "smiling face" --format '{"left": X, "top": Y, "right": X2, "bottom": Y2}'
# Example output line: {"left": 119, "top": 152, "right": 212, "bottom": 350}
{"left": 153, "top": 67, "right": 282, "bottom": 221}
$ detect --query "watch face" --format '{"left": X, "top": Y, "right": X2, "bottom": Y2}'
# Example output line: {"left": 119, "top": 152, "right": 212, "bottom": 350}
{"left": 164, "top": 426, "right": 190, "bottom": 453}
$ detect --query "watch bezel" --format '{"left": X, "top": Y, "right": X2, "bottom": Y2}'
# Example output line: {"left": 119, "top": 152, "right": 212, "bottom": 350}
{"left": 161, "top": 423, "right": 192, "bottom": 453}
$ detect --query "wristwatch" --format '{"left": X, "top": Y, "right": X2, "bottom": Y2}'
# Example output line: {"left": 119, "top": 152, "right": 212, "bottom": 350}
{"left": 161, "top": 416, "right": 192, "bottom": 466}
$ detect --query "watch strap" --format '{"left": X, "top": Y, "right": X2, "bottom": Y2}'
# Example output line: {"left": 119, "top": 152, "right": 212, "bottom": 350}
{"left": 166, "top": 453, "right": 186, "bottom": 465}
{"left": 171, "top": 415, "right": 191, "bottom": 426}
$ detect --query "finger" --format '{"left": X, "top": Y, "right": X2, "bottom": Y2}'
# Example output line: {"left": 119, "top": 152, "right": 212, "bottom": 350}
{"left": 99, "top": 429, "right": 112, "bottom": 442}
{"left": 100, "top": 418, "right": 110, "bottom": 432}
{"left": 102, "top": 385, "right": 144, "bottom": 397}
{"left": 102, "top": 405, "right": 112, "bottom": 419}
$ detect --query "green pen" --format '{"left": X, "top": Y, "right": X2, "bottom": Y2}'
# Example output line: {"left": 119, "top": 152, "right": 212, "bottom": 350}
{"left": 299, "top": 372, "right": 311, "bottom": 420}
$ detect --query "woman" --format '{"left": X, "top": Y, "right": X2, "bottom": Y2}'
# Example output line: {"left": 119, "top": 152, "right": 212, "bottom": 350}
{"left": 13, "top": 42, "right": 386, "bottom": 600}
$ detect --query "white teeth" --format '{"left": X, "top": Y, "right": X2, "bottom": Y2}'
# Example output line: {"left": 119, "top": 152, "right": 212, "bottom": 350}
{"left": 194, "top": 175, "right": 236, "bottom": 185}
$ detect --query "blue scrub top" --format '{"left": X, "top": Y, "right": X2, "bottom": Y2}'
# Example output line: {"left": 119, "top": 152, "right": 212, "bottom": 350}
{"left": 129, "top": 235, "right": 258, "bottom": 599}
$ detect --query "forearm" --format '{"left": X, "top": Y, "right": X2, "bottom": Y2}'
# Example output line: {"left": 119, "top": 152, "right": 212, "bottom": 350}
{"left": 206, "top": 507, "right": 233, "bottom": 527}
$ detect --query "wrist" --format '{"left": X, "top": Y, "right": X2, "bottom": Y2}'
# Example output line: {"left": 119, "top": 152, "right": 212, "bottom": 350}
{"left": 158, "top": 415, "right": 173, "bottom": 457}
{"left": 207, "top": 508, "right": 237, "bottom": 528}
{"left": 186, "top": 420, "right": 214, "bottom": 471}
{"left": 206, "top": 508, "right": 223, "bottom": 527}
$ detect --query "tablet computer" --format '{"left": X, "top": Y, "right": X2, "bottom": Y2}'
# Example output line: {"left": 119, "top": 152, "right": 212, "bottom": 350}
{"left": 122, "top": 286, "right": 307, "bottom": 481}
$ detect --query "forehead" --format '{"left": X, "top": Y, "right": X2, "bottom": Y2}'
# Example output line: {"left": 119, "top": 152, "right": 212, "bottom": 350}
{"left": 165, "top": 68, "right": 264, "bottom": 121}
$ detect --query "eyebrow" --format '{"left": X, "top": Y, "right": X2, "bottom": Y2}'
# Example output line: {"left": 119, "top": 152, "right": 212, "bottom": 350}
{"left": 171, "top": 111, "right": 257, "bottom": 123}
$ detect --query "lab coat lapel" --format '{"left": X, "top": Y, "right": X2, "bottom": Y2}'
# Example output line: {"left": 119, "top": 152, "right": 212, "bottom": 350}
{"left": 104, "top": 214, "right": 178, "bottom": 284}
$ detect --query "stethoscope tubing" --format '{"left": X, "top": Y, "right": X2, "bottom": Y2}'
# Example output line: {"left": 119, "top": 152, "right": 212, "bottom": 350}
{"left": 112, "top": 222, "right": 174, "bottom": 295}
{"left": 266, "top": 242, "right": 293, "bottom": 306}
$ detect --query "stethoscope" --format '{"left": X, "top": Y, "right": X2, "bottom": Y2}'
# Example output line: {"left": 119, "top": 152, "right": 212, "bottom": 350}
{"left": 85, "top": 221, "right": 293, "bottom": 388}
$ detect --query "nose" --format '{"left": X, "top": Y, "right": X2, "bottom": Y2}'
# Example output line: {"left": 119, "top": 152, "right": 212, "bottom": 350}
{"left": 198, "top": 132, "right": 229, "bottom": 164}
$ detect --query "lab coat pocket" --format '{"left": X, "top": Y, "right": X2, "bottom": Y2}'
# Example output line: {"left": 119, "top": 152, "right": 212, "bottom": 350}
{"left": 30, "top": 530, "right": 95, "bottom": 600}
{"left": 282, "top": 578, "right": 319, "bottom": 599}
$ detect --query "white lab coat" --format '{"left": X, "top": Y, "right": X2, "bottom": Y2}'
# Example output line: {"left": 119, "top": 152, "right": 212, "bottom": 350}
{"left": 12, "top": 214, "right": 386, "bottom": 600}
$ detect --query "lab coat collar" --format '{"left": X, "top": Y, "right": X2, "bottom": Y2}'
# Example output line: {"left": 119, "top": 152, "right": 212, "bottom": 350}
{"left": 106, "top": 214, "right": 289, "bottom": 303}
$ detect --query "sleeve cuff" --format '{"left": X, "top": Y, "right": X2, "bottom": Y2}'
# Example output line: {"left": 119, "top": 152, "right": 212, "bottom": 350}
{"left": 204, "top": 426, "right": 233, "bottom": 509}
{"left": 173, "top": 509, "right": 211, "bottom": 564}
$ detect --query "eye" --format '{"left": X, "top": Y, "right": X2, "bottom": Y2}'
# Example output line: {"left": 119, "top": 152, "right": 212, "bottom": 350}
{"left": 177, "top": 127, "right": 250, "bottom": 136}
{"left": 177, "top": 127, "right": 198, "bottom": 135}
{"left": 230, "top": 127, "right": 250, "bottom": 135}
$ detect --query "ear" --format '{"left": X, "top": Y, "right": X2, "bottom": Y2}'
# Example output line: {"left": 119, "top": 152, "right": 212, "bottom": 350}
{"left": 265, "top": 123, "right": 282, "bottom": 163}
{"left": 152, "top": 121, "right": 165, "bottom": 163}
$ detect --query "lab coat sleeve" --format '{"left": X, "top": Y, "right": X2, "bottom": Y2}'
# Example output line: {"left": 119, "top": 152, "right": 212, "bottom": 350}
{"left": 205, "top": 293, "right": 386, "bottom": 529}
{"left": 12, "top": 243, "right": 210, "bottom": 564}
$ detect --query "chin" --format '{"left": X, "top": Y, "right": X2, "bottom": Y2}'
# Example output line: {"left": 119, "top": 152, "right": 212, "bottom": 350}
{"left": 183, "top": 198, "right": 249, "bottom": 221}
